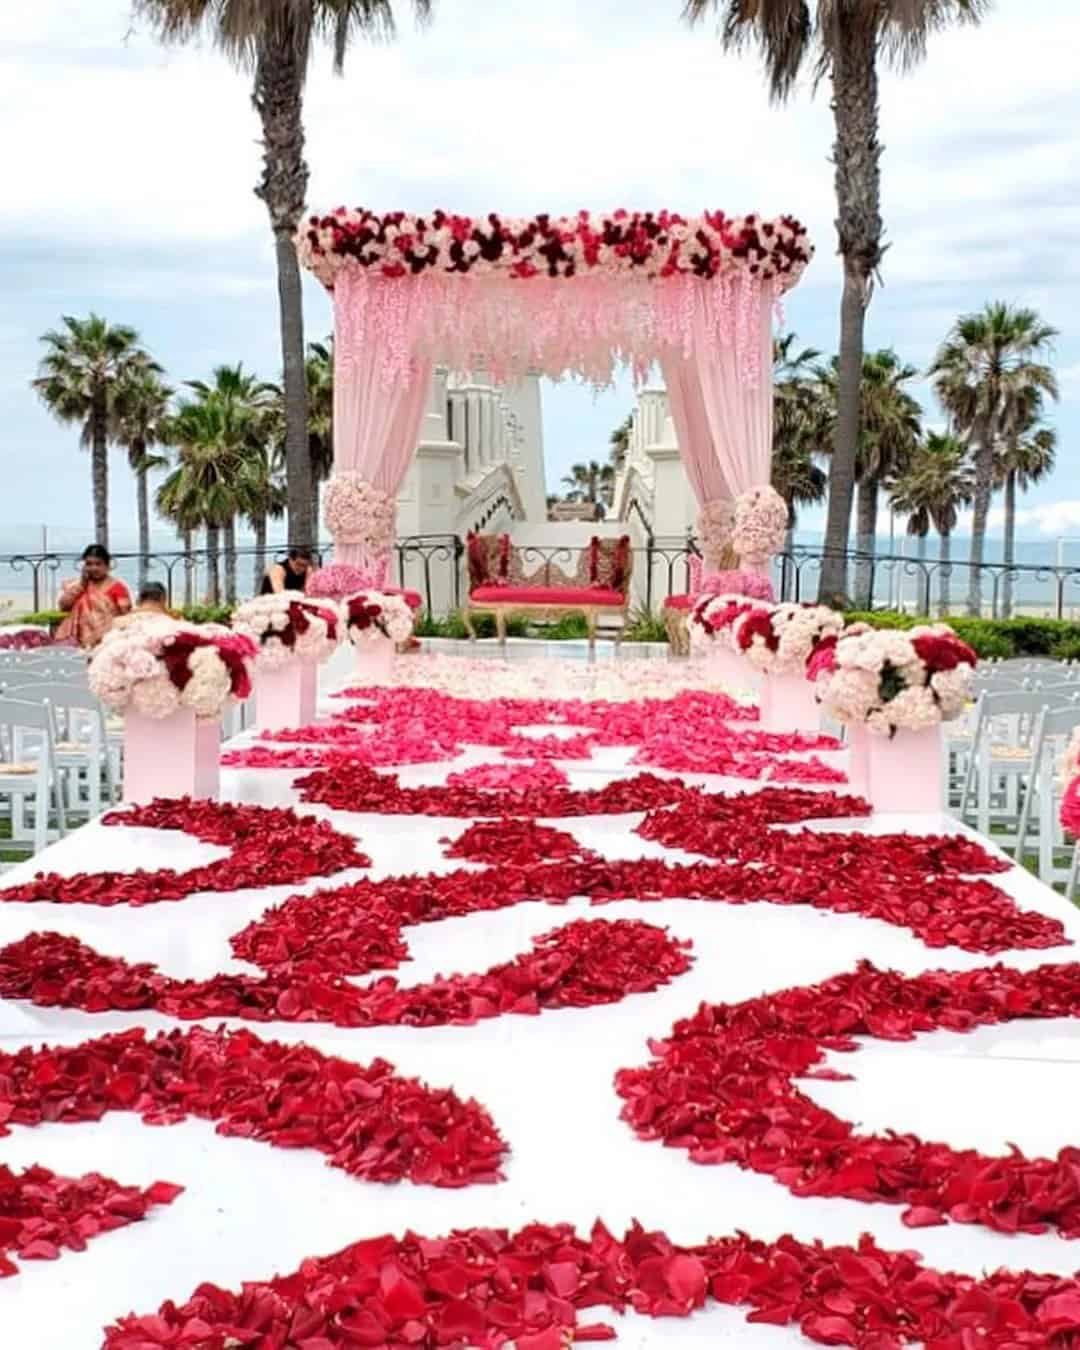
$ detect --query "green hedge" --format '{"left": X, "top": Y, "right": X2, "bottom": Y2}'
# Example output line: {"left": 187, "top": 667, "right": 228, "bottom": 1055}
{"left": 2, "top": 604, "right": 234, "bottom": 629}
{"left": 844, "top": 611, "right": 1080, "bottom": 661}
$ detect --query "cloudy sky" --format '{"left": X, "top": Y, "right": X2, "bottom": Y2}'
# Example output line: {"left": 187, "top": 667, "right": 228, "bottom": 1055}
{"left": 2, "top": 0, "right": 1078, "bottom": 549}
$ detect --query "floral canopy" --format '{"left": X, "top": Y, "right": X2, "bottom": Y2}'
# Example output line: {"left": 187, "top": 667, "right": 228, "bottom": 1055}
{"left": 295, "top": 207, "right": 814, "bottom": 581}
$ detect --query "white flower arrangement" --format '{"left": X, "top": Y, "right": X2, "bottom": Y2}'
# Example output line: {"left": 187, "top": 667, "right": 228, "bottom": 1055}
{"left": 89, "top": 617, "right": 257, "bottom": 721}
{"left": 730, "top": 602, "right": 845, "bottom": 676}
{"left": 815, "top": 622, "right": 977, "bottom": 737}
{"left": 230, "top": 594, "right": 342, "bottom": 669}
{"left": 345, "top": 591, "right": 414, "bottom": 646}
{"left": 688, "top": 594, "right": 757, "bottom": 651}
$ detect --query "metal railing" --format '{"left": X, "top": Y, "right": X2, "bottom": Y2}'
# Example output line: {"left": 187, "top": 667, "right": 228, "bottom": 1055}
{"left": 774, "top": 548, "right": 1080, "bottom": 618}
{"left": 5, "top": 538, "right": 1080, "bottom": 620}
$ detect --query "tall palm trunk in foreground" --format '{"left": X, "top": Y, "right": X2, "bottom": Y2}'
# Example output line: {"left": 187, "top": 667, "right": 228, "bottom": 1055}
{"left": 254, "top": 30, "right": 312, "bottom": 549}
{"left": 683, "top": 0, "right": 990, "bottom": 604}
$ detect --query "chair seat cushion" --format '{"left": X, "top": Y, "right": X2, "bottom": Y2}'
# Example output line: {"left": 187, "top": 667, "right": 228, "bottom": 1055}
{"left": 383, "top": 587, "right": 423, "bottom": 611}
{"left": 664, "top": 593, "right": 692, "bottom": 611}
{"left": 0, "top": 762, "right": 37, "bottom": 775}
{"left": 471, "top": 585, "right": 626, "bottom": 607}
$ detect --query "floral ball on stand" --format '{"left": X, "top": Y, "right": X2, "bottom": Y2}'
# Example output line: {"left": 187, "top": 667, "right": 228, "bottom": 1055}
{"left": 231, "top": 595, "right": 342, "bottom": 732}
{"left": 231, "top": 595, "right": 341, "bottom": 669}
{"left": 688, "top": 593, "right": 761, "bottom": 698}
{"left": 732, "top": 485, "right": 788, "bottom": 572}
{"left": 731, "top": 602, "right": 844, "bottom": 734}
{"left": 89, "top": 617, "right": 257, "bottom": 804}
{"left": 323, "top": 474, "right": 396, "bottom": 577}
{"left": 345, "top": 591, "right": 414, "bottom": 685}
{"left": 694, "top": 499, "right": 736, "bottom": 573}
{"left": 814, "top": 623, "right": 977, "bottom": 814}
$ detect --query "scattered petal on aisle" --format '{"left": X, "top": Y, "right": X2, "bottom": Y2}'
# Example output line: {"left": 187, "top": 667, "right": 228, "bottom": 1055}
{"left": 618, "top": 960, "right": 1080, "bottom": 1238}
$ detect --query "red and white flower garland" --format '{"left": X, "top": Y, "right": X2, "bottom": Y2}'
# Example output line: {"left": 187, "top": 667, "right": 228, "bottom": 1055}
{"left": 299, "top": 207, "right": 813, "bottom": 288}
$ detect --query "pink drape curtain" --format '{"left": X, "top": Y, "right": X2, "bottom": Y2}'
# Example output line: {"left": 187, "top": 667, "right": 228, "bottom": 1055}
{"left": 332, "top": 272, "right": 434, "bottom": 574}
{"left": 660, "top": 279, "right": 775, "bottom": 505}
{"left": 660, "top": 280, "right": 775, "bottom": 584}
{"left": 661, "top": 356, "right": 734, "bottom": 507}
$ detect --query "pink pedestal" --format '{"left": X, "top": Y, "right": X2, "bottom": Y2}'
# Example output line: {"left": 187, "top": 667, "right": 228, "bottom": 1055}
{"left": 711, "top": 644, "right": 759, "bottom": 697}
{"left": 255, "top": 660, "right": 318, "bottom": 733}
{"left": 123, "top": 709, "right": 220, "bottom": 804}
{"left": 353, "top": 636, "right": 396, "bottom": 685}
{"left": 847, "top": 723, "right": 944, "bottom": 814}
{"left": 759, "top": 673, "right": 820, "bottom": 735}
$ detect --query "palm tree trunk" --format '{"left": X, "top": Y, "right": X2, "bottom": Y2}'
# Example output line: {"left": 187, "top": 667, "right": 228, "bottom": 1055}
{"left": 224, "top": 518, "right": 237, "bottom": 607}
{"left": 134, "top": 442, "right": 150, "bottom": 591}
{"left": 1002, "top": 468, "right": 1017, "bottom": 620}
{"left": 181, "top": 528, "right": 194, "bottom": 609}
{"left": 91, "top": 389, "right": 109, "bottom": 549}
{"left": 206, "top": 525, "right": 221, "bottom": 606}
{"left": 939, "top": 528, "right": 952, "bottom": 617}
{"left": 253, "top": 514, "right": 268, "bottom": 596}
{"left": 254, "top": 32, "right": 312, "bottom": 551}
{"left": 853, "top": 477, "right": 878, "bottom": 608}
{"left": 967, "top": 432, "right": 994, "bottom": 617}
{"left": 817, "top": 19, "right": 882, "bottom": 607}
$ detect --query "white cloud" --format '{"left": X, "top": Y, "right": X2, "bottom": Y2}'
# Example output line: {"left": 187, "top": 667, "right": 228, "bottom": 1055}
{"left": 2, "top": 0, "right": 1080, "bottom": 522}
{"left": 987, "top": 501, "right": 1080, "bottom": 538}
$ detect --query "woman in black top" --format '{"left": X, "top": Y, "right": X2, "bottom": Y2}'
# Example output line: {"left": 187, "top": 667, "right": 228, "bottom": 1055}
{"left": 260, "top": 548, "right": 314, "bottom": 595}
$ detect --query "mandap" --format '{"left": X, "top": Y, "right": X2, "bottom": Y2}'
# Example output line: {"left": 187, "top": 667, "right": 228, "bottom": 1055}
{"left": 296, "top": 207, "right": 813, "bottom": 593}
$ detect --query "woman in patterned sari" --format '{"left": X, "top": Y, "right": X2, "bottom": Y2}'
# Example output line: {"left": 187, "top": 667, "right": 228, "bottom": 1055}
{"left": 56, "top": 545, "right": 132, "bottom": 649}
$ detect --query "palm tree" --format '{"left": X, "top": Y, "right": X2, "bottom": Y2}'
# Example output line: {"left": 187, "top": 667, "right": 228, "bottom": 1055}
{"left": 238, "top": 440, "right": 287, "bottom": 595}
{"left": 189, "top": 364, "right": 276, "bottom": 602}
{"left": 112, "top": 367, "right": 174, "bottom": 589}
{"left": 683, "top": 0, "right": 990, "bottom": 604}
{"left": 305, "top": 337, "right": 334, "bottom": 543}
{"left": 609, "top": 414, "right": 633, "bottom": 471}
{"left": 996, "top": 405, "right": 1056, "bottom": 619}
{"left": 134, "top": 1, "right": 432, "bottom": 552}
{"left": 931, "top": 301, "right": 1058, "bottom": 614}
{"left": 156, "top": 458, "right": 203, "bottom": 608}
{"left": 771, "top": 336, "right": 828, "bottom": 555}
{"left": 31, "top": 314, "right": 156, "bottom": 548}
{"left": 561, "top": 460, "right": 615, "bottom": 507}
{"left": 162, "top": 365, "right": 273, "bottom": 604}
{"left": 888, "top": 432, "right": 973, "bottom": 615}
{"left": 818, "top": 349, "right": 922, "bottom": 606}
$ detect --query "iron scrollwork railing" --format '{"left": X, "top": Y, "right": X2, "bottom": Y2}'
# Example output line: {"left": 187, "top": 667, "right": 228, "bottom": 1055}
{"left": 6, "top": 540, "right": 1080, "bottom": 621}
{"left": 641, "top": 535, "right": 698, "bottom": 612}
{"left": 393, "top": 534, "right": 463, "bottom": 615}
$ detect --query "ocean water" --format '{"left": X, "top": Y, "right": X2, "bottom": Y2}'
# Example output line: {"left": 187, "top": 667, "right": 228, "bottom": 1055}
{"left": 2, "top": 523, "right": 1079, "bottom": 617}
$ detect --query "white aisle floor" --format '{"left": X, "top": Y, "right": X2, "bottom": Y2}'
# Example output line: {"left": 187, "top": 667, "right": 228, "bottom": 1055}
{"left": 1, "top": 648, "right": 1079, "bottom": 1348}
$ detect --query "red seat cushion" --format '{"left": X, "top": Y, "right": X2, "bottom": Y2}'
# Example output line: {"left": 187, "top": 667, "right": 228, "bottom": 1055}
{"left": 384, "top": 587, "right": 423, "bottom": 610}
{"left": 470, "top": 585, "right": 626, "bottom": 607}
{"left": 664, "top": 593, "right": 692, "bottom": 611}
